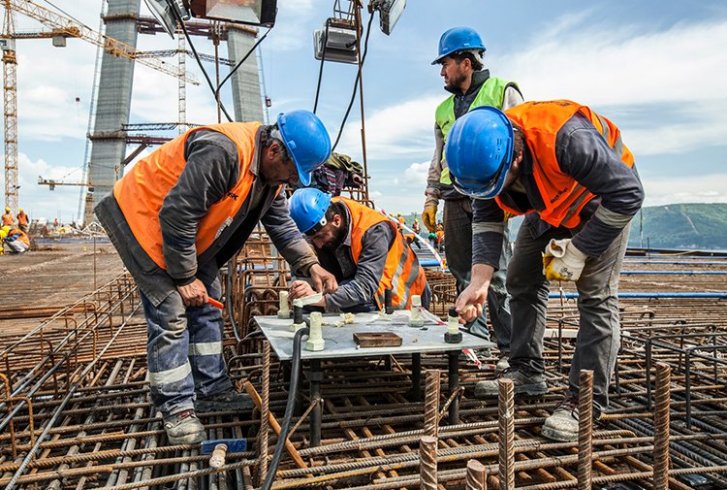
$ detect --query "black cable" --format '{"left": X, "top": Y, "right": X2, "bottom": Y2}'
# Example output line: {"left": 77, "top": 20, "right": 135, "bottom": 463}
{"left": 261, "top": 327, "right": 309, "bottom": 490}
{"left": 170, "top": 7, "right": 235, "bottom": 122}
{"left": 214, "top": 27, "right": 272, "bottom": 105}
{"left": 331, "top": 11, "right": 375, "bottom": 152}
{"left": 312, "top": 19, "right": 331, "bottom": 114}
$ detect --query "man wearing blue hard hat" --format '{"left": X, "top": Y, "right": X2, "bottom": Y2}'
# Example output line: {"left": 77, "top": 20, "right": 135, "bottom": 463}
{"left": 96, "top": 110, "right": 337, "bottom": 445}
{"left": 287, "top": 188, "right": 430, "bottom": 313}
{"left": 447, "top": 100, "right": 644, "bottom": 442}
{"left": 423, "top": 26, "right": 523, "bottom": 371}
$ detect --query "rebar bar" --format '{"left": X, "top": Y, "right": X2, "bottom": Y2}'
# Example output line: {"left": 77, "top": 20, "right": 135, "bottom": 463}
{"left": 258, "top": 341, "right": 271, "bottom": 485}
{"left": 424, "top": 370, "right": 440, "bottom": 438}
{"left": 465, "top": 459, "right": 487, "bottom": 490}
{"left": 419, "top": 435, "right": 438, "bottom": 490}
{"left": 577, "top": 370, "right": 593, "bottom": 490}
{"left": 653, "top": 362, "right": 671, "bottom": 490}
{"left": 498, "top": 377, "right": 515, "bottom": 490}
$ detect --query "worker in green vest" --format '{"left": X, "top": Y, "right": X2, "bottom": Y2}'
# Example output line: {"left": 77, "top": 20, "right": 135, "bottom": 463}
{"left": 423, "top": 27, "right": 523, "bottom": 370}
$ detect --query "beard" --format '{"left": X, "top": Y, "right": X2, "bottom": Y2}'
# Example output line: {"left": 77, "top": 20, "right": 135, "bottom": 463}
{"left": 444, "top": 71, "right": 467, "bottom": 92}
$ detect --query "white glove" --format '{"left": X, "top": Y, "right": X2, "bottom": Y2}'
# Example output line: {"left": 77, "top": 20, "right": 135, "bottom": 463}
{"left": 542, "top": 238, "right": 588, "bottom": 281}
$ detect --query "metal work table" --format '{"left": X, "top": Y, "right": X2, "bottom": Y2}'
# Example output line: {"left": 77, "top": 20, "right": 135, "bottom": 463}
{"left": 254, "top": 311, "right": 494, "bottom": 446}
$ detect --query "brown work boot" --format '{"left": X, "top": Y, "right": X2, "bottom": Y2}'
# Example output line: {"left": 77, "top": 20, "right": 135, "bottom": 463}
{"left": 163, "top": 409, "right": 206, "bottom": 445}
{"left": 474, "top": 369, "right": 548, "bottom": 399}
{"left": 541, "top": 395, "right": 579, "bottom": 442}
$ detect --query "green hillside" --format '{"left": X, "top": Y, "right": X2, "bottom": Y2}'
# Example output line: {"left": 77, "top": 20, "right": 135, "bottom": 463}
{"left": 629, "top": 203, "right": 727, "bottom": 250}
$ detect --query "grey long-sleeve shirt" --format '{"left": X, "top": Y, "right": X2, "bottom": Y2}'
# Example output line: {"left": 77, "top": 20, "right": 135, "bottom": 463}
{"left": 426, "top": 70, "right": 524, "bottom": 203}
{"left": 472, "top": 113, "right": 644, "bottom": 268}
{"left": 96, "top": 127, "right": 319, "bottom": 306}
{"left": 314, "top": 202, "right": 395, "bottom": 311}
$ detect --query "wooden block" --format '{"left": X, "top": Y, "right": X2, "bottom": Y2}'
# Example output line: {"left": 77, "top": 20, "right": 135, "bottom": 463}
{"left": 353, "top": 332, "right": 403, "bottom": 348}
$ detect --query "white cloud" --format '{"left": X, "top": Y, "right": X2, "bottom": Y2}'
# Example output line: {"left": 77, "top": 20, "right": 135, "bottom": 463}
{"left": 643, "top": 173, "right": 727, "bottom": 207}
{"left": 404, "top": 161, "right": 429, "bottom": 185}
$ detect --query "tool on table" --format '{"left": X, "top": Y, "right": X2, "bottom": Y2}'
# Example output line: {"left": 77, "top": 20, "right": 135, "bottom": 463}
{"left": 207, "top": 297, "right": 224, "bottom": 309}
{"left": 305, "top": 311, "right": 325, "bottom": 351}
{"left": 409, "top": 294, "right": 424, "bottom": 327}
{"left": 353, "top": 331, "right": 403, "bottom": 348}
{"left": 445, "top": 308, "right": 462, "bottom": 344}
{"left": 292, "top": 292, "right": 322, "bottom": 308}
{"left": 278, "top": 291, "right": 291, "bottom": 319}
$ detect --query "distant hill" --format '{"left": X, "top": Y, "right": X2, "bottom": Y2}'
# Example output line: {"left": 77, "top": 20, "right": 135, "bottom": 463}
{"left": 399, "top": 203, "right": 727, "bottom": 251}
{"left": 628, "top": 203, "right": 727, "bottom": 251}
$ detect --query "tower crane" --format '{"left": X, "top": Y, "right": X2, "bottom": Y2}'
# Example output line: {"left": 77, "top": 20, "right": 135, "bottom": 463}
{"left": 1, "top": 0, "right": 198, "bottom": 212}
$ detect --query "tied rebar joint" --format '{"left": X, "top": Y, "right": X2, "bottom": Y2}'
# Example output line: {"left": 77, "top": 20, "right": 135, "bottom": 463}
{"left": 424, "top": 370, "right": 440, "bottom": 438}
{"left": 498, "top": 378, "right": 515, "bottom": 490}
{"left": 653, "top": 362, "right": 672, "bottom": 490}
{"left": 578, "top": 369, "right": 594, "bottom": 490}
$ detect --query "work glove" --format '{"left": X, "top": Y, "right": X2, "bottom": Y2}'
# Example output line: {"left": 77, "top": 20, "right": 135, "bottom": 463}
{"left": 542, "top": 238, "right": 588, "bottom": 282}
{"left": 422, "top": 198, "right": 438, "bottom": 233}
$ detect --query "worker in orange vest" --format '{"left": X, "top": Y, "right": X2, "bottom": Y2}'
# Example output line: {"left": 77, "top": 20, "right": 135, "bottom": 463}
{"left": 16, "top": 208, "right": 29, "bottom": 232}
{"left": 2, "top": 207, "right": 14, "bottom": 226}
{"left": 447, "top": 101, "right": 644, "bottom": 442}
{"left": 287, "top": 188, "right": 430, "bottom": 312}
{"left": 95, "top": 110, "right": 337, "bottom": 445}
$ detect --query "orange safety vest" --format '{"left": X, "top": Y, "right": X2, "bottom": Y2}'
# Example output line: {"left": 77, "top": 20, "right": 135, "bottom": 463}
{"left": 497, "top": 100, "right": 635, "bottom": 229}
{"left": 2, "top": 213, "right": 13, "bottom": 226}
{"left": 114, "top": 122, "right": 262, "bottom": 270}
{"left": 335, "top": 197, "right": 428, "bottom": 310}
{"left": 17, "top": 212, "right": 28, "bottom": 226}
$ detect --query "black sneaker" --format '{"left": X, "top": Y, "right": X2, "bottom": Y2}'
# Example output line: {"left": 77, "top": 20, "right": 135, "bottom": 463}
{"left": 474, "top": 369, "right": 548, "bottom": 398}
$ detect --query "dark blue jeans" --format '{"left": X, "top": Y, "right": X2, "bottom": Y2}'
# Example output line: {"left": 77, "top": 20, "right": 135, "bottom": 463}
{"left": 141, "top": 278, "right": 232, "bottom": 416}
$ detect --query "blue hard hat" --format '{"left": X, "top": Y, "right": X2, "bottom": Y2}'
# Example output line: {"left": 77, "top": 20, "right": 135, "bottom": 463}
{"left": 432, "top": 26, "right": 486, "bottom": 65}
{"left": 277, "top": 110, "right": 332, "bottom": 186}
{"left": 445, "top": 106, "right": 514, "bottom": 199}
{"left": 288, "top": 188, "right": 333, "bottom": 235}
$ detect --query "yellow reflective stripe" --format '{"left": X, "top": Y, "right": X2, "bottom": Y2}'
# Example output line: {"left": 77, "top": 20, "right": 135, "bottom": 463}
{"left": 189, "top": 341, "right": 222, "bottom": 356}
{"left": 149, "top": 360, "right": 191, "bottom": 386}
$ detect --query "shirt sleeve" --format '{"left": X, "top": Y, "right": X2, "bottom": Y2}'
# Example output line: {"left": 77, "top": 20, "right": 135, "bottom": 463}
{"left": 471, "top": 198, "right": 506, "bottom": 269}
{"left": 159, "top": 130, "right": 239, "bottom": 285}
{"left": 425, "top": 123, "right": 445, "bottom": 203}
{"left": 261, "top": 192, "right": 320, "bottom": 274}
{"left": 325, "top": 222, "right": 394, "bottom": 310}
{"left": 556, "top": 114, "right": 645, "bottom": 256}
{"left": 502, "top": 84, "right": 525, "bottom": 110}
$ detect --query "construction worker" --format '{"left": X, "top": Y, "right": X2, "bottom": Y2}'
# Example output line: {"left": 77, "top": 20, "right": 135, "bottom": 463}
{"left": 16, "top": 208, "right": 29, "bottom": 233}
{"left": 447, "top": 101, "right": 644, "bottom": 442}
{"left": 288, "top": 188, "right": 430, "bottom": 312}
{"left": 1, "top": 225, "right": 29, "bottom": 253}
{"left": 423, "top": 26, "right": 522, "bottom": 368}
{"left": 411, "top": 218, "right": 420, "bottom": 235}
{"left": 2, "top": 207, "right": 14, "bottom": 226}
{"left": 95, "top": 110, "right": 337, "bottom": 445}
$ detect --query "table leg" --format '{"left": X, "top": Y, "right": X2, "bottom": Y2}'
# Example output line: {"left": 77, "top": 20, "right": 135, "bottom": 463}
{"left": 309, "top": 359, "right": 322, "bottom": 447}
{"left": 409, "top": 353, "right": 422, "bottom": 401}
{"left": 448, "top": 351, "right": 460, "bottom": 424}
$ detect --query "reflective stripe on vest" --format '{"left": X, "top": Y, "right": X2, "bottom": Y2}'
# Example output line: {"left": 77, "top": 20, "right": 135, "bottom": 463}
{"left": 435, "top": 76, "right": 513, "bottom": 185}
{"left": 113, "top": 122, "right": 262, "bottom": 270}
{"left": 496, "top": 100, "right": 635, "bottom": 229}
{"left": 335, "top": 197, "right": 428, "bottom": 310}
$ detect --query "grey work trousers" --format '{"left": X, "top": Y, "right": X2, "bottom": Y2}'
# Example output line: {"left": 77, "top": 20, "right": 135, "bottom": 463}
{"left": 507, "top": 217, "right": 630, "bottom": 409}
{"left": 443, "top": 198, "right": 512, "bottom": 352}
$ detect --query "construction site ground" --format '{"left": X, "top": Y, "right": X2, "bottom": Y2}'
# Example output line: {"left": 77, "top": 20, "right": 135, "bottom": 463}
{"left": 1, "top": 239, "right": 726, "bottom": 489}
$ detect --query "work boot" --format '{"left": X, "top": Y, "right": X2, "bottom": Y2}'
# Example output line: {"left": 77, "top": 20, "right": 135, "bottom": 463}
{"left": 495, "top": 354, "right": 510, "bottom": 374}
{"left": 474, "top": 369, "right": 548, "bottom": 399}
{"left": 541, "top": 395, "right": 579, "bottom": 442}
{"left": 163, "top": 410, "right": 206, "bottom": 445}
{"left": 196, "top": 390, "right": 253, "bottom": 413}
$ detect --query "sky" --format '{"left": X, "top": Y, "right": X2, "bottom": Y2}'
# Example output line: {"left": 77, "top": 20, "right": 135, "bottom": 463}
{"left": 2, "top": 0, "right": 727, "bottom": 222}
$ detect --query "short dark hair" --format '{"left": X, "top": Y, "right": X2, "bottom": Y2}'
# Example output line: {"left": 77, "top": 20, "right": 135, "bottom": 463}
{"left": 451, "top": 51, "right": 483, "bottom": 72}
{"left": 513, "top": 129, "right": 525, "bottom": 160}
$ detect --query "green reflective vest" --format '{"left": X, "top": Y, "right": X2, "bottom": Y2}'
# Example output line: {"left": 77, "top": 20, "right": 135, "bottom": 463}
{"left": 435, "top": 76, "right": 513, "bottom": 185}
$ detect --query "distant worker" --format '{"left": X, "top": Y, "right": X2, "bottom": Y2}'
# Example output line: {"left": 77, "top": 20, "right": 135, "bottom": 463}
{"left": 423, "top": 26, "right": 521, "bottom": 367}
{"left": 435, "top": 222, "right": 445, "bottom": 252}
{"left": 17, "top": 208, "right": 29, "bottom": 232}
{"left": 96, "top": 110, "right": 337, "bottom": 445}
{"left": 288, "top": 188, "right": 430, "bottom": 312}
{"left": 448, "top": 101, "right": 644, "bottom": 442}
{"left": 2, "top": 207, "right": 13, "bottom": 226}
{"left": 1, "top": 225, "right": 30, "bottom": 254}
{"left": 411, "top": 218, "right": 421, "bottom": 235}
